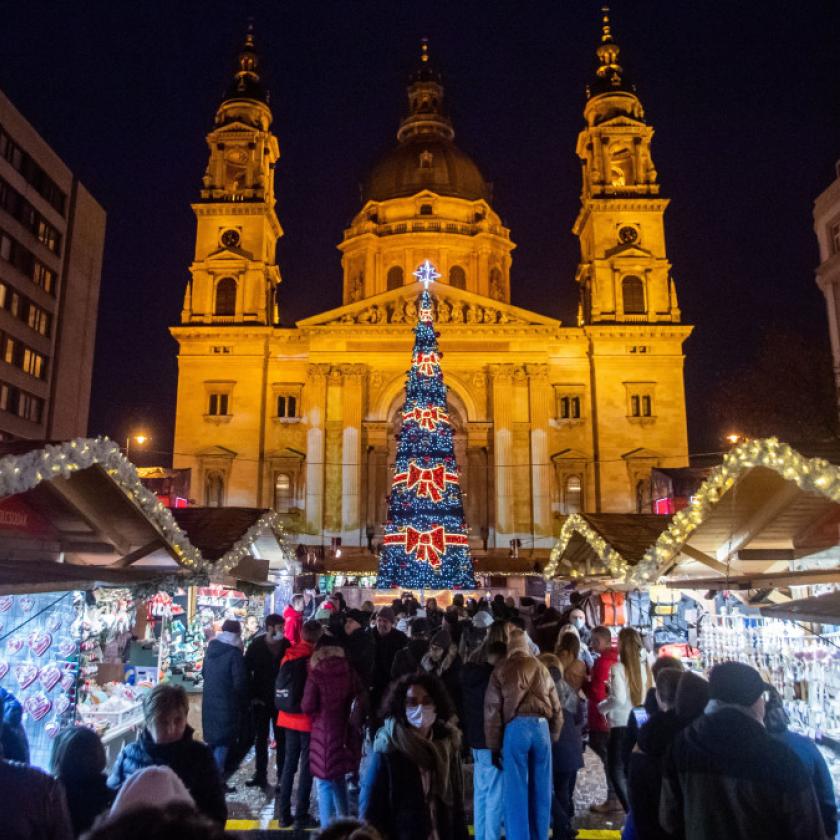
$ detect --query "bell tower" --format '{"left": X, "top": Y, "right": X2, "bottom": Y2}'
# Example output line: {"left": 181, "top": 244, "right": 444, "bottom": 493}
{"left": 573, "top": 8, "right": 680, "bottom": 325}
{"left": 180, "top": 27, "right": 282, "bottom": 326}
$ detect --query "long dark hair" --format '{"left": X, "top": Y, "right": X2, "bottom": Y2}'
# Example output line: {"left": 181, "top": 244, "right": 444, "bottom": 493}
{"left": 379, "top": 672, "right": 455, "bottom": 726}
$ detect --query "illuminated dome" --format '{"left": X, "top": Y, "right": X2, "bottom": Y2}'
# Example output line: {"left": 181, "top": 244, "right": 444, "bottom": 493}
{"left": 362, "top": 39, "right": 491, "bottom": 205}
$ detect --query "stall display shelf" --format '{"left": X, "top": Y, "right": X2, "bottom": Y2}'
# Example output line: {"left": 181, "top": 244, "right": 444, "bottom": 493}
{"left": 100, "top": 711, "right": 144, "bottom": 745}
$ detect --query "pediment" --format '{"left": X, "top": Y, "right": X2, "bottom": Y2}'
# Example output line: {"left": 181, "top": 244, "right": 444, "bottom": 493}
{"left": 212, "top": 121, "right": 260, "bottom": 136}
{"left": 552, "top": 448, "right": 589, "bottom": 462}
{"left": 296, "top": 281, "right": 561, "bottom": 328}
{"left": 622, "top": 447, "right": 662, "bottom": 461}
{"left": 197, "top": 445, "right": 238, "bottom": 459}
{"left": 605, "top": 242, "right": 653, "bottom": 259}
{"left": 201, "top": 246, "right": 252, "bottom": 263}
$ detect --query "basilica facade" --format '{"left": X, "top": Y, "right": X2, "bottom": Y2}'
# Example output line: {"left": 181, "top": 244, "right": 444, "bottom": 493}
{"left": 171, "top": 17, "right": 691, "bottom": 563}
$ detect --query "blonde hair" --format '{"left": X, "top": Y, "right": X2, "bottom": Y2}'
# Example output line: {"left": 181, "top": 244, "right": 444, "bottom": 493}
{"left": 618, "top": 627, "right": 650, "bottom": 707}
{"left": 537, "top": 652, "right": 563, "bottom": 675}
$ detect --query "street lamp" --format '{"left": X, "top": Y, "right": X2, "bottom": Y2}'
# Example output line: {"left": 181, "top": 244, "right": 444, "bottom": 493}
{"left": 724, "top": 433, "right": 742, "bottom": 445}
{"left": 125, "top": 433, "right": 149, "bottom": 460}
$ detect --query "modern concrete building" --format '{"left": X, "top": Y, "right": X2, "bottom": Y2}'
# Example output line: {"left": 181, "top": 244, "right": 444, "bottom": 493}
{"left": 0, "top": 89, "right": 105, "bottom": 439}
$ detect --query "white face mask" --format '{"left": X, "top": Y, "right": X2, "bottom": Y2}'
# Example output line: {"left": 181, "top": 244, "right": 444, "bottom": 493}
{"left": 573, "top": 618, "right": 585, "bottom": 630}
{"left": 405, "top": 704, "right": 436, "bottom": 730}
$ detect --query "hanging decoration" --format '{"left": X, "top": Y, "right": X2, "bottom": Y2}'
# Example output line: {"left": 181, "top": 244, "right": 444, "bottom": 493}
{"left": 376, "top": 262, "right": 476, "bottom": 590}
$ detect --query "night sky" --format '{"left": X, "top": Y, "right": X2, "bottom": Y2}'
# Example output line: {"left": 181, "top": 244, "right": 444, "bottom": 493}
{"left": 1, "top": 1, "right": 837, "bottom": 464}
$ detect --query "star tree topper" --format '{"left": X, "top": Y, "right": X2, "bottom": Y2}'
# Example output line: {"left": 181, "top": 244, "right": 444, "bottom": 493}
{"left": 414, "top": 259, "right": 441, "bottom": 289}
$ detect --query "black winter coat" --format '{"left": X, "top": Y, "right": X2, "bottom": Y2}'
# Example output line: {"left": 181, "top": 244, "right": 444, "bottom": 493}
{"left": 344, "top": 627, "right": 375, "bottom": 689}
{"left": 361, "top": 729, "right": 470, "bottom": 840}
{"left": 627, "top": 709, "right": 683, "bottom": 840}
{"left": 372, "top": 628, "right": 408, "bottom": 705}
{"left": 391, "top": 638, "right": 429, "bottom": 680}
{"left": 459, "top": 661, "right": 493, "bottom": 749}
{"left": 660, "top": 709, "right": 824, "bottom": 840}
{"left": 245, "top": 633, "right": 289, "bottom": 706}
{"left": 107, "top": 726, "right": 227, "bottom": 825}
{"left": 202, "top": 636, "right": 248, "bottom": 745}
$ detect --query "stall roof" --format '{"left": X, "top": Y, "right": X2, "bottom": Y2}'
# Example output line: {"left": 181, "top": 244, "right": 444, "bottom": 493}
{"left": 544, "top": 513, "right": 672, "bottom": 583}
{"left": 642, "top": 438, "right": 840, "bottom": 584}
{"left": 759, "top": 590, "right": 840, "bottom": 623}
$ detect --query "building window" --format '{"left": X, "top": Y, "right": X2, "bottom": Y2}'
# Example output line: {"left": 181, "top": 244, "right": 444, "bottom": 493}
{"left": 419, "top": 204, "right": 433, "bottom": 215}
{"left": 274, "top": 473, "right": 292, "bottom": 512}
{"left": 205, "top": 471, "right": 225, "bottom": 507}
{"left": 449, "top": 265, "right": 466, "bottom": 290}
{"left": 832, "top": 222, "right": 840, "bottom": 255}
{"left": 630, "top": 393, "right": 653, "bottom": 417}
{"left": 21, "top": 348, "right": 45, "bottom": 379}
{"left": 211, "top": 346, "right": 232, "bottom": 354}
{"left": 565, "top": 475, "right": 582, "bottom": 514}
{"left": 214, "top": 277, "right": 236, "bottom": 316}
{"left": 208, "top": 392, "right": 230, "bottom": 416}
{"left": 622, "top": 276, "right": 645, "bottom": 314}
{"left": 559, "top": 396, "right": 581, "bottom": 420}
{"left": 0, "top": 124, "right": 67, "bottom": 215}
{"left": 277, "top": 394, "right": 298, "bottom": 418}
{"left": 386, "top": 266, "right": 403, "bottom": 291}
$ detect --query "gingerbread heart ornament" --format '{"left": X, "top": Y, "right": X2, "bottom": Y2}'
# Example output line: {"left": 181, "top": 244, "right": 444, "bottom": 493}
{"left": 0, "top": 595, "right": 12, "bottom": 613}
{"left": 24, "top": 691, "right": 52, "bottom": 722}
{"left": 14, "top": 662, "right": 38, "bottom": 690}
{"left": 7, "top": 636, "right": 24, "bottom": 655}
{"left": 54, "top": 693, "right": 71, "bottom": 715}
{"left": 60, "top": 672, "right": 75, "bottom": 692}
{"left": 39, "top": 663, "right": 61, "bottom": 692}
{"left": 19, "top": 596, "right": 34, "bottom": 613}
{"left": 46, "top": 614, "right": 62, "bottom": 633}
{"left": 57, "top": 639, "right": 77, "bottom": 658}
{"left": 28, "top": 631, "right": 52, "bottom": 657}
{"left": 45, "top": 719, "right": 61, "bottom": 739}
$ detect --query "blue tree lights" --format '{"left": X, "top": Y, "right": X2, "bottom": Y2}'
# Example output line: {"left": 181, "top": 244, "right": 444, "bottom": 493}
{"left": 376, "top": 262, "right": 476, "bottom": 590}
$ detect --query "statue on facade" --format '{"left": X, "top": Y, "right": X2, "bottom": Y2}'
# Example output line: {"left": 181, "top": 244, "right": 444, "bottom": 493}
{"left": 449, "top": 301, "right": 464, "bottom": 323}
{"left": 466, "top": 304, "right": 480, "bottom": 324}
{"left": 437, "top": 299, "right": 450, "bottom": 323}
{"left": 390, "top": 299, "right": 405, "bottom": 323}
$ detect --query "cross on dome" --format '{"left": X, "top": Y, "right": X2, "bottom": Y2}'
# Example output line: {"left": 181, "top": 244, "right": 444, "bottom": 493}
{"left": 413, "top": 259, "right": 441, "bottom": 289}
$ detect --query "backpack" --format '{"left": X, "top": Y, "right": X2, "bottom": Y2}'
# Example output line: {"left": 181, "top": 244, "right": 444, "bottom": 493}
{"left": 274, "top": 656, "right": 308, "bottom": 713}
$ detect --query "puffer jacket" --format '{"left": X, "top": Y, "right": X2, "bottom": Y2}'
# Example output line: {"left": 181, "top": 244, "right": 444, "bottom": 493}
{"left": 0, "top": 760, "right": 73, "bottom": 840}
{"left": 301, "top": 645, "right": 366, "bottom": 780}
{"left": 107, "top": 726, "right": 227, "bottom": 825}
{"left": 484, "top": 632, "right": 563, "bottom": 751}
{"left": 201, "top": 632, "right": 248, "bottom": 745}
{"left": 283, "top": 604, "right": 304, "bottom": 645}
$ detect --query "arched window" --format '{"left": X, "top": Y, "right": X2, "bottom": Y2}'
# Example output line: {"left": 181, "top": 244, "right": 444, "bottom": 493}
{"left": 215, "top": 277, "right": 236, "bottom": 316}
{"left": 565, "top": 475, "right": 582, "bottom": 514}
{"left": 275, "top": 473, "right": 292, "bottom": 512}
{"left": 449, "top": 266, "right": 466, "bottom": 290}
{"left": 419, "top": 204, "right": 433, "bottom": 215}
{"left": 205, "top": 471, "right": 225, "bottom": 507}
{"left": 622, "top": 276, "right": 645, "bottom": 314}
{"left": 610, "top": 146, "right": 633, "bottom": 186}
{"left": 387, "top": 266, "right": 403, "bottom": 291}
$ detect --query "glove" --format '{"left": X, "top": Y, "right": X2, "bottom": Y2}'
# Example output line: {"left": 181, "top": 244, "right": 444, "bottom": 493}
{"left": 491, "top": 750, "right": 503, "bottom": 771}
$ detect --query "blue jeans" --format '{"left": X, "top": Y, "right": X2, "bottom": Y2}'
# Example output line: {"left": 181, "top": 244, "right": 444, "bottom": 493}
{"left": 472, "top": 748, "right": 504, "bottom": 840}
{"left": 502, "top": 716, "right": 552, "bottom": 840}
{"left": 212, "top": 745, "right": 229, "bottom": 777}
{"left": 314, "top": 777, "right": 349, "bottom": 828}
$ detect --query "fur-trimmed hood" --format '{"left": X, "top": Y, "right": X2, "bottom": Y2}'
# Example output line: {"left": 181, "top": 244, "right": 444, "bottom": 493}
{"left": 310, "top": 644, "right": 346, "bottom": 669}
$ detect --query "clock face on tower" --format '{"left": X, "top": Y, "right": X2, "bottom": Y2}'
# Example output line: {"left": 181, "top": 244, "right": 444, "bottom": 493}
{"left": 221, "top": 229, "right": 240, "bottom": 248}
{"left": 618, "top": 226, "right": 638, "bottom": 244}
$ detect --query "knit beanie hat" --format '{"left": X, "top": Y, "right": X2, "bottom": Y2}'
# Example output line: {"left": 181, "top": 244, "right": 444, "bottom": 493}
{"left": 708, "top": 662, "right": 768, "bottom": 707}
{"left": 377, "top": 606, "right": 396, "bottom": 623}
{"left": 430, "top": 628, "right": 451, "bottom": 649}
{"left": 472, "top": 610, "right": 494, "bottom": 629}
{"left": 110, "top": 766, "right": 194, "bottom": 818}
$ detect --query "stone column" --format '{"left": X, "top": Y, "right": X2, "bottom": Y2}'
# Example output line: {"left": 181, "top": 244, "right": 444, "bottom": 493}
{"left": 478, "top": 250, "right": 490, "bottom": 297}
{"left": 489, "top": 364, "right": 515, "bottom": 545}
{"left": 304, "top": 364, "right": 330, "bottom": 536}
{"left": 341, "top": 364, "right": 366, "bottom": 545}
{"left": 527, "top": 364, "right": 552, "bottom": 546}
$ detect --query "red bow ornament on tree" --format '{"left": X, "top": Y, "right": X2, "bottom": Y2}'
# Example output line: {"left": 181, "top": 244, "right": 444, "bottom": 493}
{"left": 393, "top": 461, "right": 459, "bottom": 502}
{"left": 402, "top": 406, "right": 449, "bottom": 431}
{"left": 414, "top": 351, "right": 440, "bottom": 377}
{"left": 384, "top": 525, "right": 469, "bottom": 568}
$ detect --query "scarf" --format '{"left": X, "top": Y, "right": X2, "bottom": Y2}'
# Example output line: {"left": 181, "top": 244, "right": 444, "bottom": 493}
{"left": 215, "top": 630, "right": 243, "bottom": 650}
{"left": 373, "top": 717, "right": 460, "bottom": 806}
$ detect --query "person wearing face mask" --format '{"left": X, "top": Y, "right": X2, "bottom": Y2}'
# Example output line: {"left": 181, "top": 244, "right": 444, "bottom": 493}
{"left": 568, "top": 609, "right": 591, "bottom": 646}
{"left": 360, "top": 673, "right": 469, "bottom": 840}
{"left": 244, "top": 614, "right": 289, "bottom": 788}
{"left": 108, "top": 683, "right": 227, "bottom": 825}
{"left": 420, "top": 628, "right": 463, "bottom": 725}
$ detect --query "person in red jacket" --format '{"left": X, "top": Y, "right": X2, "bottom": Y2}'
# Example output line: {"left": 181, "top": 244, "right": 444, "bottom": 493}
{"left": 301, "top": 639, "right": 367, "bottom": 829}
{"left": 276, "top": 620, "right": 322, "bottom": 829}
{"left": 283, "top": 594, "right": 305, "bottom": 645}
{"left": 584, "top": 625, "right": 620, "bottom": 813}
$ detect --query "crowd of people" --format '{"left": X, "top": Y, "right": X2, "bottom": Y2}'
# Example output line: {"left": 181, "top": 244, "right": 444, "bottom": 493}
{"left": 0, "top": 589, "right": 836, "bottom": 840}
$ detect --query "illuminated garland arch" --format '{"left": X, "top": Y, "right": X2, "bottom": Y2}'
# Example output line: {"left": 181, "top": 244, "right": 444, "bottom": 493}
{"left": 544, "top": 514, "right": 631, "bottom": 582}
{"left": 642, "top": 437, "right": 840, "bottom": 574}
{"left": 0, "top": 437, "right": 292, "bottom": 576}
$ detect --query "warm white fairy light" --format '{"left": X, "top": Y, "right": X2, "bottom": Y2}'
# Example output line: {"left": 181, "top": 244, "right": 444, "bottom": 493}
{"left": 544, "top": 513, "right": 632, "bottom": 582}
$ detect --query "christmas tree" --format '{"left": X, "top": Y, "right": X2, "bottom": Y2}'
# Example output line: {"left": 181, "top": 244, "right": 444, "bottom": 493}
{"left": 377, "top": 260, "right": 477, "bottom": 590}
